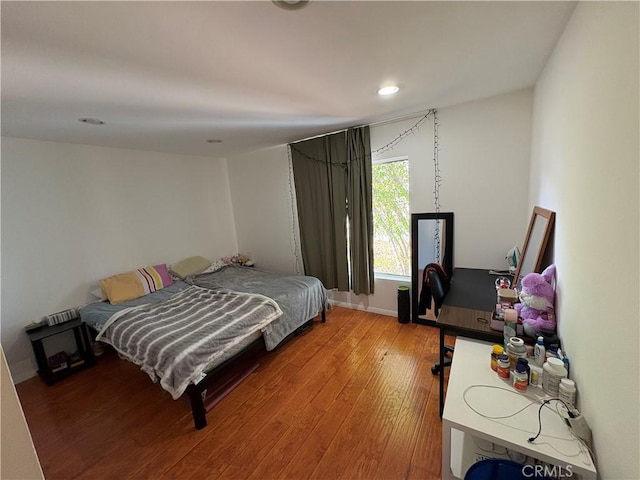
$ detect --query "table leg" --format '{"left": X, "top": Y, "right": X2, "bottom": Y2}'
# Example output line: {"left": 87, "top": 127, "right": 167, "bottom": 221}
{"left": 441, "top": 418, "right": 455, "bottom": 480}
{"left": 79, "top": 324, "right": 95, "bottom": 365}
{"left": 31, "top": 339, "right": 48, "bottom": 374}
{"left": 439, "top": 327, "right": 445, "bottom": 418}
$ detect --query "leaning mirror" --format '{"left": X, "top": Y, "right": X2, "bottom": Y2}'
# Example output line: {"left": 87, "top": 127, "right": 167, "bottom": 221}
{"left": 512, "top": 206, "right": 555, "bottom": 288}
{"left": 411, "top": 212, "right": 454, "bottom": 325}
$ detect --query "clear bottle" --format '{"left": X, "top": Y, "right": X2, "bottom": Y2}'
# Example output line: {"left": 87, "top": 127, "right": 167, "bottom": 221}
{"left": 503, "top": 309, "right": 518, "bottom": 350}
{"left": 558, "top": 348, "right": 571, "bottom": 376}
{"left": 534, "top": 336, "right": 546, "bottom": 367}
{"left": 495, "top": 277, "right": 511, "bottom": 302}
{"left": 529, "top": 364, "right": 543, "bottom": 387}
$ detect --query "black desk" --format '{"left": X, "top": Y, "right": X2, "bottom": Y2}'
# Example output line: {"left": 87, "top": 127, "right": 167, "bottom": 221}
{"left": 437, "top": 268, "right": 503, "bottom": 417}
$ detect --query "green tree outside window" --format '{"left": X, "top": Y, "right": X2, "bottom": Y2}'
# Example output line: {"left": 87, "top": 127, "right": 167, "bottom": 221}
{"left": 372, "top": 159, "right": 410, "bottom": 276}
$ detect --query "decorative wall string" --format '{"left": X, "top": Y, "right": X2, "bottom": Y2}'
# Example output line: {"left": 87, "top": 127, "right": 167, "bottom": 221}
{"left": 286, "top": 108, "right": 440, "bottom": 272}
{"left": 289, "top": 109, "right": 436, "bottom": 167}
{"left": 287, "top": 145, "right": 302, "bottom": 275}
{"left": 432, "top": 109, "right": 442, "bottom": 263}
{"left": 372, "top": 109, "right": 435, "bottom": 157}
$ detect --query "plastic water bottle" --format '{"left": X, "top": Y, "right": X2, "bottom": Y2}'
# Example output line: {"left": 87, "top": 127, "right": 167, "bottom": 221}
{"left": 558, "top": 348, "right": 570, "bottom": 376}
{"left": 534, "top": 336, "right": 546, "bottom": 367}
{"left": 503, "top": 308, "right": 517, "bottom": 350}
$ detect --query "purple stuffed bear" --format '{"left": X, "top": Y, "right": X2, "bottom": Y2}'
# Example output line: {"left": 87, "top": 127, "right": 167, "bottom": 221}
{"left": 515, "top": 264, "right": 557, "bottom": 337}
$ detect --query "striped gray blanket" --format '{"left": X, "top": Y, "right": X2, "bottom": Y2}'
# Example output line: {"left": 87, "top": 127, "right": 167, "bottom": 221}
{"left": 95, "top": 285, "right": 282, "bottom": 399}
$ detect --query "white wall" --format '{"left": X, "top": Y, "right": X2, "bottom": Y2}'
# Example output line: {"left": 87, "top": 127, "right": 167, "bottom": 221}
{"left": 226, "top": 145, "right": 302, "bottom": 275}
{"left": 227, "top": 89, "right": 533, "bottom": 315}
{"left": 1, "top": 138, "right": 237, "bottom": 381}
{"left": 530, "top": 2, "right": 639, "bottom": 478}
{"left": 377, "top": 89, "right": 533, "bottom": 269}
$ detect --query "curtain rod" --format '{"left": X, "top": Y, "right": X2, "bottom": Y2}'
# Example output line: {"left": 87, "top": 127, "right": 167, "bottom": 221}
{"left": 290, "top": 108, "right": 434, "bottom": 145}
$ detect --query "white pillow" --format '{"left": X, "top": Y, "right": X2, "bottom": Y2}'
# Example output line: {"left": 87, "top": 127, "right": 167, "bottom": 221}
{"left": 200, "top": 259, "right": 228, "bottom": 274}
{"left": 91, "top": 288, "right": 104, "bottom": 300}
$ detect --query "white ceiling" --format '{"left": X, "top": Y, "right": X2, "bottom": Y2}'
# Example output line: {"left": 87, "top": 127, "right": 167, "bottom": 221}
{"left": 1, "top": 1, "right": 576, "bottom": 158}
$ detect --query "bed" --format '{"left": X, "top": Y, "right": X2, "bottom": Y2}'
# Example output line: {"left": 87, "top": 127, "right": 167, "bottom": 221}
{"left": 189, "top": 264, "right": 327, "bottom": 349}
{"left": 80, "top": 264, "right": 327, "bottom": 429}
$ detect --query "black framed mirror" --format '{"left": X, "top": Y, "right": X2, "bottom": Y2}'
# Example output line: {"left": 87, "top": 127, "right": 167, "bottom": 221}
{"left": 411, "top": 212, "right": 454, "bottom": 325}
{"left": 512, "top": 206, "right": 555, "bottom": 288}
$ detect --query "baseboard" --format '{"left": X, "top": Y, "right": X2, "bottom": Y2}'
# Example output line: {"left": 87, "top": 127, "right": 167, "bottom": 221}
{"left": 330, "top": 301, "right": 397, "bottom": 318}
{"left": 10, "top": 359, "right": 38, "bottom": 384}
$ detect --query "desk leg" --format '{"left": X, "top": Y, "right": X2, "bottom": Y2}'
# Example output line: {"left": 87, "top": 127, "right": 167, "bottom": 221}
{"left": 439, "top": 327, "right": 445, "bottom": 418}
{"left": 441, "top": 418, "right": 455, "bottom": 480}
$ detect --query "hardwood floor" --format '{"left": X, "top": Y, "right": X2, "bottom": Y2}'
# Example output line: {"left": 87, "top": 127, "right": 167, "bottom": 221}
{"left": 16, "top": 307, "right": 452, "bottom": 480}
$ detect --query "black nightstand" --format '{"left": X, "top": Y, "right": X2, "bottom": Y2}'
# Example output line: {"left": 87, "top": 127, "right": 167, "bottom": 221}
{"left": 27, "top": 319, "right": 95, "bottom": 384}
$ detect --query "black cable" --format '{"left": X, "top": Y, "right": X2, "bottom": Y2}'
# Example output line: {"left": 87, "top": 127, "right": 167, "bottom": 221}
{"left": 528, "top": 398, "right": 575, "bottom": 444}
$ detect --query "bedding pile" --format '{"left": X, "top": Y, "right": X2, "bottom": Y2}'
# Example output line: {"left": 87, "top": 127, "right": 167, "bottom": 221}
{"left": 95, "top": 285, "right": 282, "bottom": 399}
{"left": 190, "top": 265, "right": 328, "bottom": 350}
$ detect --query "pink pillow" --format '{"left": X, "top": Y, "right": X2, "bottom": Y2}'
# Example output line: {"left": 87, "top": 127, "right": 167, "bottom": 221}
{"left": 147, "top": 264, "right": 173, "bottom": 290}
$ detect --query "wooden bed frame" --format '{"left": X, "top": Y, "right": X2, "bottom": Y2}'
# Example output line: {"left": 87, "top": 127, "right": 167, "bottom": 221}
{"left": 175, "top": 307, "right": 325, "bottom": 430}
{"left": 87, "top": 306, "right": 325, "bottom": 430}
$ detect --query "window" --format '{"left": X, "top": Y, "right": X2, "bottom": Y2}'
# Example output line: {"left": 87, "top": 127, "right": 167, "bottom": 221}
{"left": 372, "top": 157, "right": 410, "bottom": 276}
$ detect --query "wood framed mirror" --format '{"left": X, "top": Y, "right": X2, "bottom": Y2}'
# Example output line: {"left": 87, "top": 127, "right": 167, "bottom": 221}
{"left": 411, "top": 212, "right": 454, "bottom": 325}
{"left": 512, "top": 206, "right": 556, "bottom": 288}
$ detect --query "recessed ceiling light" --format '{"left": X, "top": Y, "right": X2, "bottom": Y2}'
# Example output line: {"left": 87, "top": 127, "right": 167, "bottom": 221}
{"left": 378, "top": 86, "right": 400, "bottom": 96}
{"left": 78, "top": 117, "right": 105, "bottom": 125}
{"left": 206, "top": 139, "right": 222, "bottom": 144}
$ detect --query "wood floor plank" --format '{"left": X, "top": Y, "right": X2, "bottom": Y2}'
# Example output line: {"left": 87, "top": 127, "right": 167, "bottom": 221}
{"left": 141, "top": 361, "right": 304, "bottom": 478}
{"left": 133, "top": 324, "right": 338, "bottom": 479}
{"left": 16, "top": 306, "right": 448, "bottom": 480}
{"left": 310, "top": 321, "right": 425, "bottom": 480}
{"left": 170, "top": 309, "right": 377, "bottom": 479}
{"left": 409, "top": 369, "right": 445, "bottom": 479}
{"left": 338, "top": 323, "right": 433, "bottom": 480}
{"left": 279, "top": 313, "right": 404, "bottom": 480}
{"left": 243, "top": 402, "right": 326, "bottom": 480}
{"left": 217, "top": 311, "right": 385, "bottom": 479}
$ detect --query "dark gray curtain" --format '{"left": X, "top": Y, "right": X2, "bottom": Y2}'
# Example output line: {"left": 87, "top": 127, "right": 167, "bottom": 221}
{"left": 290, "top": 126, "right": 374, "bottom": 295}
{"left": 291, "top": 132, "right": 349, "bottom": 291}
{"left": 346, "top": 127, "right": 374, "bottom": 295}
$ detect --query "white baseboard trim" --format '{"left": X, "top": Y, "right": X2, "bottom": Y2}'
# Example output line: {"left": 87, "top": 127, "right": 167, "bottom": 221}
{"left": 10, "top": 359, "right": 38, "bottom": 384}
{"left": 330, "top": 301, "right": 397, "bottom": 319}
